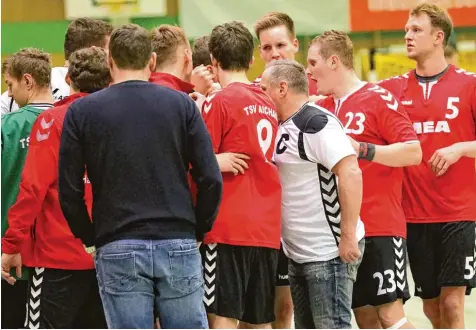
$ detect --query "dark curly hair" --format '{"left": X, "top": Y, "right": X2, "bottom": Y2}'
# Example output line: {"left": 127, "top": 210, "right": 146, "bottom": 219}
{"left": 68, "top": 46, "right": 111, "bottom": 93}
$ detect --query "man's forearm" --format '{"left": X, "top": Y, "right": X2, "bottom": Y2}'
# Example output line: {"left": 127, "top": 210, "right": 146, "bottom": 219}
{"left": 372, "top": 142, "right": 422, "bottom": 167}
{"left": 459, "top": 141, "right": 476, "bottom": 159}
{"left": 337, "top": 166, "right": 363, "bottom": 239}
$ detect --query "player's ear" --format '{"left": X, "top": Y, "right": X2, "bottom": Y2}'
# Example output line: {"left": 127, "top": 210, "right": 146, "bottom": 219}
{"left": 435, "top": 30, "right": 445, "bottom": 46}
{"left": 184, "top": 47, "right": 192, "bottom": 62}
{"left": 149, "top": 52, "right": 157, "bottom": 72}
{"left": 250, "top": 56, "right": 255, "bottom": 67}
{"left": 279, "top": 81, "right": 288, "bottom": 98}
{"left": 107, "top": 52, "right": 114, "bottom": 72}
{"left": 65, "top": 72, "right": 71, "bottom": 87}
{"left": 329, "top": 55, "right": 339, "bottom": 70}
{"left": 258, "top": 44, "right": 264, "bottom": 56}
{"left": 23, "top": 73, "right": 33, "bottom": 90}
{"left": 293, "top": 38, "right": 299, "bottom": 52}
{"left": 206, "top": 65, "right": 214, "bottom": 75}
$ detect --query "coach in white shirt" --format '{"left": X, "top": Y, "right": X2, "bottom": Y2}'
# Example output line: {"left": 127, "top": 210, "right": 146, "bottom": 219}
{"left": 259, "top": 59, "right": 365, "bottom": 329}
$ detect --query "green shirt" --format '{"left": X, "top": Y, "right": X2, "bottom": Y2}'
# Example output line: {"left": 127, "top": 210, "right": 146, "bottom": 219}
{"left": 2, "top": 104, "right": 51, "bottom": 280}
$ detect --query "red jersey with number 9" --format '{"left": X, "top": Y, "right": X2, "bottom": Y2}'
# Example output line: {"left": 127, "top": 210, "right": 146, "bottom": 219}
{"left": 201, "top": 82, "right": 282, "bottom": 249}
{"left": 379, "top": 65, "right": 476, "bottom": 223}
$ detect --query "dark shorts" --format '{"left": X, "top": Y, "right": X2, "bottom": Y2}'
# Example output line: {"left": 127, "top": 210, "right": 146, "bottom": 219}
{"left": 407, "top": 221, "right": 476, "bottom": 299}
{"left": 201, "top": 243, "right": 279, "bottom": 325}
{"left": 352, "top": 236, "right": 411, "bottom": 309}
{"left": 1, "top": 278, "right": 28, "bottom": 329}
{"left": 276, "top": 244, "right": 290, "bottom": 287}
{"left": 26, "top": 267, "right": 107, "bottom": 329}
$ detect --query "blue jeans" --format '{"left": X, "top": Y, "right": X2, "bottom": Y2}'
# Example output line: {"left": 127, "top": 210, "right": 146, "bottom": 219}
{"left": 95, "top": 239, "right": 208, "bottom": 329}
{"left": 288, "top": 241, "right": 364, "bottom": 329}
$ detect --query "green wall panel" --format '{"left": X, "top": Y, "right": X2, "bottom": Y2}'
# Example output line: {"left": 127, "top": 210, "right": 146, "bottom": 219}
{"left": 2, "top": 21, "right": 70, "bottom": 54}
{"left": 1, "top": 16, "right": 179, "bottom": 55}
{"left": 130, "top": 16, "right": 179, "bottom": 29}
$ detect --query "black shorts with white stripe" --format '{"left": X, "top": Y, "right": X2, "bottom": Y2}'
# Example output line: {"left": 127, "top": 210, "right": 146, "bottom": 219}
{"left": 26, "top": 267, "right": 106, "bottom": 329}
{"left": 201, "top": 243, "right": 279, "bottom": 325}
{"left": 352, "top": 236, "right": 411, "bottom": 309}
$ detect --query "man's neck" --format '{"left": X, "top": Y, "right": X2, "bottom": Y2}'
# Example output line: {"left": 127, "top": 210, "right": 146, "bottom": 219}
{"left": 112, "top": 69, "right": 150, "bottom": 84}
{"left": 69, "top": 87, "right": 80, "bottom": 95}
{"left": 218, "top": 70, "right": 250, "bottom": 88}
{"left": 332, "top": 70, "right": 363, "bottom": 99}
{"left": 279, "top": 95, "right": 309, "bottom": 122}
{"left": 27, "top": 88, "right": 54, "bottom": 105}
{"left": 155, "top": 63, "right": 187, "bottom": 82}
{"left": 415, "top": 51, "right": 448, "bottom": 77}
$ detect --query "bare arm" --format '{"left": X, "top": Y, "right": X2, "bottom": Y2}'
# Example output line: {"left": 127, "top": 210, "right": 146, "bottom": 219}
{"left": 373, "top": 142, "right": 422, "bottom": 166}
{"left": 459, "top": 141, "right": 476, "bottom": 158}
{"left": 349, "top": 138, "right": 422, "bottom": 167}
{"left": 305, "top": 114, "right": 363, "bottom": 263}
{"left": 331, "top": 154, "right": 363, "bottom": 241}
{"left": 352, "top": 90, "right": 422, "bottom": 167}
{"left": 429, "top": 141, "right": 476, "bottom": 176}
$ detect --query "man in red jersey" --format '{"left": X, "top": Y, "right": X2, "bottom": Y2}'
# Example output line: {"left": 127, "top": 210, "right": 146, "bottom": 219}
{"left": 253, "top": 12, "right": 319, "bottom": 98}
{"left": 150, "top": 26, "right": 246, "bottom": 178}
{"left": 149, "top": 24, "right": 214, "bottom": 95}
{"left": 308, "top": 30, "right": 422, "bottom": 329}
{"left": 378, "top": 3, "right": 476, "bottom": 328}
{"left": 1, "top": 47, "right": 111, "bottom": 329}
{"left": 199, "top": 21, "right": 282, "bottom": 329}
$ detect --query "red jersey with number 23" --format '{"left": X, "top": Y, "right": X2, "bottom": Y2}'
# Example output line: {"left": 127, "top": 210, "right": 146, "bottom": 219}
{"left": 201, "top": 82, "right": 282, "bottom": 249}
{"left": 379, "top": 65, "right": 476, "bottom": 223}
{"left": 318, "top": 82, "right": 418, "bottom": 238}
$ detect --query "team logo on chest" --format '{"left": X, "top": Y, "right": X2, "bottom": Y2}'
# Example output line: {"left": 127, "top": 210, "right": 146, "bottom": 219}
{"left": 276, "top": 133, "right": 289, "bottom": 154}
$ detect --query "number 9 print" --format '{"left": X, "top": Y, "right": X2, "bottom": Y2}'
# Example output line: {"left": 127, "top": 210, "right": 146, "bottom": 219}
{"left": 257, "top": 119, "right": 273, "bottom": 157}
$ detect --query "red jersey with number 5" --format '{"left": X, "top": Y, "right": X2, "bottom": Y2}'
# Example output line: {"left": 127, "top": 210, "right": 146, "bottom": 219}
{"left": 201, "top": 82, "right": 281, "bottom": 249}
{"left": 317, "top": 82, "right": 418, "bottom": 238}
{"left": 379, "top": 66, "right": 476, "bottom": 223}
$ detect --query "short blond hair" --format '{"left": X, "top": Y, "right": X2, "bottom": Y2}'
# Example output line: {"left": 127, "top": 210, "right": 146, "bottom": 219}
{"left": 254, "top": 12, "right": 295, "bottom": 40}
{"left": 150, "top": 25, "right": 188, "bottom": 68}
{"left": 411, "top": 3, "right": 453, "bottom": 46}
{"left": 3, "top": 48, "right": 51, "bottom": 88}
{"left": 310, "top": 30, "right": 354, "bottom": 69}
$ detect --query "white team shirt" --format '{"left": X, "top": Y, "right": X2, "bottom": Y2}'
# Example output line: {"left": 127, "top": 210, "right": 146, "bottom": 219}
{"left": 1, "top": 67, "right": 69, "bottom": 114}
{"left": 274, "top": 102, "right": 365, "bottom": 263}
